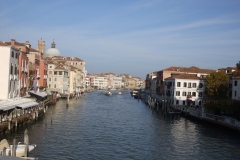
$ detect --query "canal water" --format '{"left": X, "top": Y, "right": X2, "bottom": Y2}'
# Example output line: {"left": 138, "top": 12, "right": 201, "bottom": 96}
{"left": 1, "top": 91, "right": 240, "bottom": 160}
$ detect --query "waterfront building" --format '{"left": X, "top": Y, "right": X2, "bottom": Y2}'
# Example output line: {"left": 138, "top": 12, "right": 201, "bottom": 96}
{"left": 232, "top": 77, "right": 240, "bottom": 100}
{"left": 145, "top": 72, "right": 157, "bottom": 97}
{"left": 153, "top": 66, "right": 215, "bottom": 101}
{"left": 6, "top": 39, "right": 30, "bottom": 97}
{"left": 28, "top": 47, "right": 48, "bottom": 90}
{"left": 93, "top": 74, "right": 108, "bottom": 89}
{"left": 0, "top": 42, "right": 20, "bottom": 99}
{"left": 45, "top": 56, "right": 86, "bottom": 91}
{"left": 164, "top": 73, "right": 205, "bottom": 107}
{"left": 47, "top": 61, "right": 69, "bottom": 94}
{"left": 218, "top": 67, "right": 237, "bottom": 99}
{"left": 69, "top": 65, "right": 82, "bottom": 95}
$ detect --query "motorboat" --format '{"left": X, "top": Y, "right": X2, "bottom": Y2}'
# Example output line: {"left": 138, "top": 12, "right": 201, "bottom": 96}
{"left": 105, "top": 91, "right": 112, "bottom": 96}
{"left": 118, "top": 92, "right": 122, "bottom": 95}
{"left": 0, "top": 139, "right": 37, "bottom": 157}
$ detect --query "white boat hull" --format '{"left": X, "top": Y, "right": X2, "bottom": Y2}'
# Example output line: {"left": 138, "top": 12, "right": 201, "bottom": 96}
{"left": 1, "top": 144, "right": 36, "bottom": 157}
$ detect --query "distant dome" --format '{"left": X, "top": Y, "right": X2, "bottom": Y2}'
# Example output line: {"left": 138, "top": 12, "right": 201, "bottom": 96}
{"left": 45, "top": 48, "right": 60, "bottom": 57}
{"left": 44, "top": 40, "right": 61, "bottom": 57}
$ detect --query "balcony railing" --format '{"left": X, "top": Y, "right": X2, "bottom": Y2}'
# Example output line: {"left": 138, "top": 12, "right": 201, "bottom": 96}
{"left": 14, "top": 75, "right": 18, "bottom": 80}
{"left": 9, "top": 74, "right": 13, "bottom": 80}
{"left": 25, "top": 67, "right": 28, "bottom": 73}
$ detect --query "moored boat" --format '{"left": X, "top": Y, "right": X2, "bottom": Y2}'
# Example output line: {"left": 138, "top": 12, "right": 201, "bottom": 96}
{"left": 105, "top": 91, "right": 112, "bottom": 96}
{"left": 0, "top": 139, "right": 36, "bottom": 157}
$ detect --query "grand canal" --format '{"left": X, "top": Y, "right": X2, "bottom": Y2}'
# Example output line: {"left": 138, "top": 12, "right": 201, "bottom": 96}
{"left": 1, "top": 91, "right": 240, "bottom": 160}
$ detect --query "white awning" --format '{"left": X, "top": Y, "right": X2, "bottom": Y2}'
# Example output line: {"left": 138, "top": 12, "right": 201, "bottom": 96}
{"left": 16, "top": 101, "right": 39, "bottom": 109}
{"left": 2, "top": 105, "right": 16, "bottom": 111}
{"left": 28, "top": 91, "right": 48, "bottom": 98}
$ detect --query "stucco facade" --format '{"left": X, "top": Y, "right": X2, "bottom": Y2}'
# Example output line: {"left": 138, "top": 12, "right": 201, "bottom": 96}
{"left": 0, "top": 44, "right": 20, "bottom": 99}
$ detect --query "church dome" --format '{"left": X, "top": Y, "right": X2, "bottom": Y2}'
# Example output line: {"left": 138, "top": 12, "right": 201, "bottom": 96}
{"left": 44, "top": 41, "right": 61, "bottom": 57}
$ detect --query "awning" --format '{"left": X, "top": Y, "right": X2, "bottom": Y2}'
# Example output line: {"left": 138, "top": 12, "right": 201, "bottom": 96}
{"left": 28, "top": 91, "right": 48, "bottom": 98}
{"left": 2, "top": 105, "right": 16, "bottom": 111}
{"left": 16, "top": 101, "right": 39, "bottom": 109}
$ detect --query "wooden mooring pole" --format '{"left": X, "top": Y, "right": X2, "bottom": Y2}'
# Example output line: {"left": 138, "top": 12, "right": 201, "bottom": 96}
{"left": 12, "top": 138, "right": 16, "bottom": 156}
{"left": 24, "top": 129, "right": 29, "bottom": 157}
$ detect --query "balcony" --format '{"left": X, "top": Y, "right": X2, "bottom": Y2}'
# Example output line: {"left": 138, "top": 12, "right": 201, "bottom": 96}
{"left": 44, "top": 75, "right": 48, "bottom": 79}
{"left": 14, "top": 75, "right": 18, "bottom": 80}
{"left": 9, "top": 74, "right": 13, "bottom": 80}
{"left": 25, "top": 67, "right": 28, "bottom": 73}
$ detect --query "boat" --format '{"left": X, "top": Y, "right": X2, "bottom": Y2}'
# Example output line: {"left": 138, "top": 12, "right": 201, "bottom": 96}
{"left": 105, "top": 91, "right": 112, "bottom": 96}
{"left": 118, "top": 92, "right": 122, "bottom": 95}
{"left": 0, "top": 139, "right": 37, "bottom": 157}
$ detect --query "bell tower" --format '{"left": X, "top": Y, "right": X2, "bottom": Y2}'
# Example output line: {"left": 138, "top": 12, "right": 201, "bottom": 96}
{"left": 37, "top": 38, "right": 45, "bottom": 54}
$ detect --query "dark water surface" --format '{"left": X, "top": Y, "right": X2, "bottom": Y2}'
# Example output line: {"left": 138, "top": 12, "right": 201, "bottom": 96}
{"left": 1, "top": 91, "right": 240, "bottom": 160}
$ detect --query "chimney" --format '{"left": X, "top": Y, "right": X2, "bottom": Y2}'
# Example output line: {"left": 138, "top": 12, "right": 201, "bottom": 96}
{"left": 11, "top": 39, "right": 16, "bottom": 45}
{"left": 25, "top": 41, "right": 31, "bottom": 48}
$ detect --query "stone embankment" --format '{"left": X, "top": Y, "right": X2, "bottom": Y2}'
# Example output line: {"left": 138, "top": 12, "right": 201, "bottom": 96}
{"left": 142, "top": 93, "right": 240, "bottom": 132}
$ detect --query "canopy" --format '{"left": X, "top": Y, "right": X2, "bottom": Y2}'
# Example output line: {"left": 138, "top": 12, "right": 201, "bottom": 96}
{"left": 28, "top": 91, "right": 48, "bottom": 98}
{"left": 2, "top": 105, "right": 16, "bottom": 111}
{"left": 16, "top": 101, "right": 39, "bottom": 109}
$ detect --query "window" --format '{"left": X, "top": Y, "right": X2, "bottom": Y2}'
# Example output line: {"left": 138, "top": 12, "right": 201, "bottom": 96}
{"left": 49, "top": 71, "right": 52, "bottom": 75}
{"left": 188, "top": 92, "right": 191, "bottom": 95}
{"left": 188, "top": 82, "right": 191, "bottom": 88}
{"left": 15, "top": 53, "right": 18, "bottom": 59}
{"left": 50, "top": 66, "right": 52, "bottom": 68}
{"left": 192, "top": 92, "right": 196, "bottom": 97}
{"left": 235, "top": 91, "right": 237, "bottom": 97}
{"left": 193, "top": 83, "right": 196, "bottom": 88}
{"left": 176, "top": 100, "right": 179, "bottom": 105}
{"left": 54, "top": 84, "right": 56, "bottom": 88}
{"left": 235, "top": 81, "right": 238, "bottom": 86}
{"left": 12, "top": 51, "right": 14, "bottom": 57}
{"left": 59, "top": 71, "right": 62, "bottom": 75}
{"left": 182, "top": 91, "right": 186, "bottom": 96}
{"left": 199, "top": 101, "right": 202, "bottom": 105}
{"left": 14, "top": 64, "right": 17, "bottom": 75}
{"left": 183, "top": 100, "right": 185, "bottom": 105}
{"left": 55, "top": 78, "right": 57, "bottom": 81}
{"left": 177, "top": 82, "right": 181, "bottom": 87}
{"left": 54, "top": 71, "right": 57, "bottom": 75}
{"left": 184, "top": 82, "right": 187, "bottom": 87}
{"left": 192, "top": 101, "right": 195, "bottom": 105}
{"left": 176, "top": 91, "right": 180, "bottom": 96}
{"left": 199, "top": 91, "right": 203, "bottom": 97}
{"left": 199, "top": 83, "right": 203, "bottom": 88}
{"left": 49, "top": 84, "right": 51, "bottom": 88}
{"left": 10, "top": 63, "right": 13, "bottom": 74}
{"left": 49, "top": 78, "right": 51, "bottom": 81}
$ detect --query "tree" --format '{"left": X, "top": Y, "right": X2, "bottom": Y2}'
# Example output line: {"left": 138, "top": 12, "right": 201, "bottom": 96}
{"left": 204, "top": 70, "right": 229, "bottom": 99}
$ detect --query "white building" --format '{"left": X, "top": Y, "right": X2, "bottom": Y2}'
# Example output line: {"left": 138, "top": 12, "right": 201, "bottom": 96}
{"left": 232, "top": 77, "right": 240, "bottom": 100}
{"left": 93, "top": 75, "right": 108, "bottom": 89}
{"left": 0, "top": 42, "right": 20, "bottom": 99}
{"left": 164, "top": 74, "right": 205, "bottom": 107}
{"left": 47, "top": 63, "right": 69, "bottom": 94}
{"left": 112, "top": 76, "right": 122, "bottom": 89}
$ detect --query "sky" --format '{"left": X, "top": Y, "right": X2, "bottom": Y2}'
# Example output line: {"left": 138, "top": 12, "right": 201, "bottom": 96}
{"left": 0, "top": 0, "right": 240, "bottom": 79}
